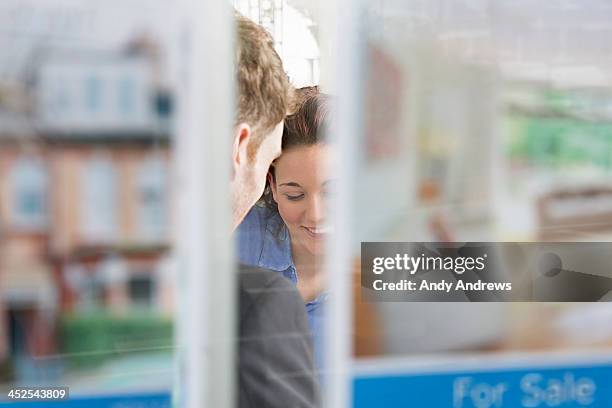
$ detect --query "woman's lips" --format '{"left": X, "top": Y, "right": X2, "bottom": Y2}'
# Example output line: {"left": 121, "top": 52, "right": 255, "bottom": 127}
{"left": 302, "top": 226, "right": 333, "bottom": 239}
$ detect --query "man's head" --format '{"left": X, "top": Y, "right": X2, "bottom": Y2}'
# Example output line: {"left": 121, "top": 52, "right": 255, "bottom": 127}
{"left": 231, "top": 14, "right": 293, "bottom": 229}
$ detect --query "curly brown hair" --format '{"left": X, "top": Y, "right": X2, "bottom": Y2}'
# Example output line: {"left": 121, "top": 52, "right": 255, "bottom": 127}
{"left": 235, "top": 14, "right": 293, "bottom": 157}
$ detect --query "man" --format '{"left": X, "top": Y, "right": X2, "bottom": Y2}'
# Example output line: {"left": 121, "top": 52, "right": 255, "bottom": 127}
{"left": 232, "top": 15, "right": 319, "bottom": 408}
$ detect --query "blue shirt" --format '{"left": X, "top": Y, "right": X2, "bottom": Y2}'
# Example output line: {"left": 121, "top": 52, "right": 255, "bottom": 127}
{"left": 237, "top": 205, "right": 326, "bottom": 371}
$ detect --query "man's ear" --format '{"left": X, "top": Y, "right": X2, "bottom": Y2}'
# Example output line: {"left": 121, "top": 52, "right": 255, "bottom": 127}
{"left": 232, "top": 123, "right": 251, "bottom": 180}
{"left": 268, "top": 169, "right": 278, "bottom": 203}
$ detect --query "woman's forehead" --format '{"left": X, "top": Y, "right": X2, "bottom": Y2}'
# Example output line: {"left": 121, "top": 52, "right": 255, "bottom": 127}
{"left": 276, "top": 145, "right": 329, "bottom": 170}
{"left": 275, "top": 144, "right": 332, "bottom": 185}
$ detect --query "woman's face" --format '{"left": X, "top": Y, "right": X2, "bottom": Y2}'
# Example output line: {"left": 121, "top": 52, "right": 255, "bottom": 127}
{"left": 271, "top": 143, "right": 332, "bottom": 257}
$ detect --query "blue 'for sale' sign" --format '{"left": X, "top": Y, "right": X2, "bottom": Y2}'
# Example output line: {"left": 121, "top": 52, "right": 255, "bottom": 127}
{"left": 354, "top": 359, "right": 612, "bottom": 408}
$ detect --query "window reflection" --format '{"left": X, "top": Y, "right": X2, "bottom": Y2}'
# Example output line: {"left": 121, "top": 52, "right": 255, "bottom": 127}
{"left": 11, "top": 157, "right": 48, "bottom": 229}
{"left": 81, "top": 154, "right": 117, "bottom": 240}
{"left": 137, "top": 156, "right": 167, "bottom": 240}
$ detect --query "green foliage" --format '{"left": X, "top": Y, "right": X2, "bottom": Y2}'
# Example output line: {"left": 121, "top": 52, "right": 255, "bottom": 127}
{"left": 59, "top": 312, "right": 173, "bottom": 368}
{"left": 505, "top": 115, "right": 612, "bottom": 170}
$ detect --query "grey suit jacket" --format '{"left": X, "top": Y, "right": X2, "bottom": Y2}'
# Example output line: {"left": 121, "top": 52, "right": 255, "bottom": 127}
{"left": 238, "top": 265, "right": 320, "bottom": 408}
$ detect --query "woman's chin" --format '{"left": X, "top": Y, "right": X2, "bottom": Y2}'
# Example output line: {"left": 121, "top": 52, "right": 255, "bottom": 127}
{"left": 306, "top": 242, "right": 326, "bottom": 257}
{"left": 296, "top": 241, "right": 324, "bottom": 258}
{"left": 294, "top": 232, "right": 328, "bottom": 257}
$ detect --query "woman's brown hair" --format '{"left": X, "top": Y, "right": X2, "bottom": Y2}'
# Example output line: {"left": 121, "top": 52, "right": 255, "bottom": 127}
{"left": 260, "top": 86, "right": 330, "bottom": 212}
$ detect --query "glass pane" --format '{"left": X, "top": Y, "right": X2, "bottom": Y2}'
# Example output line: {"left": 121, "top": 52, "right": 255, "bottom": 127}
{"left": 351, "top": 0, "right": 612, "bottom": 359}
{"left": 0, "top": 2, "right": 176, "bottom": 405}
{"left": 346, "top": 1, "right": 612, "bottom": 406}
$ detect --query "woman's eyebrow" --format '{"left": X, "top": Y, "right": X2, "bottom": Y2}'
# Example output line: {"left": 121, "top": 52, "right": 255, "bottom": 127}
{"left": 279, "top": 182, "right": 302, "bottom": 188}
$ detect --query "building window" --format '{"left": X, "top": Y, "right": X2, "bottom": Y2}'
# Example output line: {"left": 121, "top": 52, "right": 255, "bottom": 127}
{"left": 128, "top": 274, "right": 154, "bottom": 309}
{"left": 118, "top": 77, "right": 135, "bottom": 116}
{"left": 66, "top": 262, "right": 106, "bottom": 312}
{"left": 137, "top": 157, "right": 167, "bottom": 238}
{"left": 11, "top": 158, "right": 47, "bottom": 229}
{"left": 80, "top": 272, "right": 106, "bottom": 312}
{"left": 48, "top": 78, "right": 70, "bottom": 117}
{"left": 82, "top": 155, "right": 117, "bottom": 239}
{"left": 85, "top": 76, "right": 102, "bottom": 112}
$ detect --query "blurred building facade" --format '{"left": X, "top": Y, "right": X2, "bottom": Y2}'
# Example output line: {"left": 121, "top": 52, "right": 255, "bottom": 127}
{"left": 0, "top": 40, "right": 174, "bottom": 372}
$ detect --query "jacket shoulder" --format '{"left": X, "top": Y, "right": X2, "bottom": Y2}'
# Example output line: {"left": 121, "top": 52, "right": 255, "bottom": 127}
{"left": 237, "top": 264, "right": 297, "bottom": 319}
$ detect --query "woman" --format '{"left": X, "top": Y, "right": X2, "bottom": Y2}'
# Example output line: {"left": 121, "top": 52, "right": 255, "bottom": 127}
{"left": 237, "top": 87, "right": 331, "bottom": 370}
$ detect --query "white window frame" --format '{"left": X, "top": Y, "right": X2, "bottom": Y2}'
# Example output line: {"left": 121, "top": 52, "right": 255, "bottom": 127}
{"left": 174, "top": 1, "right": 234, "bottom": 408}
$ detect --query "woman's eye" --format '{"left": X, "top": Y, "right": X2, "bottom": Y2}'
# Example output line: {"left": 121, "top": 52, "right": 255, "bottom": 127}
{"left": 285, "top": 194, "right": 304, "bottom": 201}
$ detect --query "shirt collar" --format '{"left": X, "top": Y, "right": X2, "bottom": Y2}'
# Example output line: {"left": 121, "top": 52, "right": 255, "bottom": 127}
{"left": 258, "top": 210, "right": 294, "bottom": 273}
{"left": 306, "top": 292, "right": 329, "bottom": 309}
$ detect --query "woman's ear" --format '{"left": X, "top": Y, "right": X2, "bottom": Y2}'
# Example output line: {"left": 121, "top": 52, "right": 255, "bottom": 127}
{"left": 232, "top": 123, "right": 251, "bottom": 181}
{"left": 268, "top": 169, "right": 278, "bottom": 203}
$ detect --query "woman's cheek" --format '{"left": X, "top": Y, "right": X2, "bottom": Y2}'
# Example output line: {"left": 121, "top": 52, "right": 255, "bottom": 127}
{"left": 278, "top": 201, "right": 303, "bottom": 226}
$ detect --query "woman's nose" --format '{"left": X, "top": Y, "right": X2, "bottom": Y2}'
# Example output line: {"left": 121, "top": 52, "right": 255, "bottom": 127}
{"left": 306, "top": 194, "right": 325, "bottom": 224}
